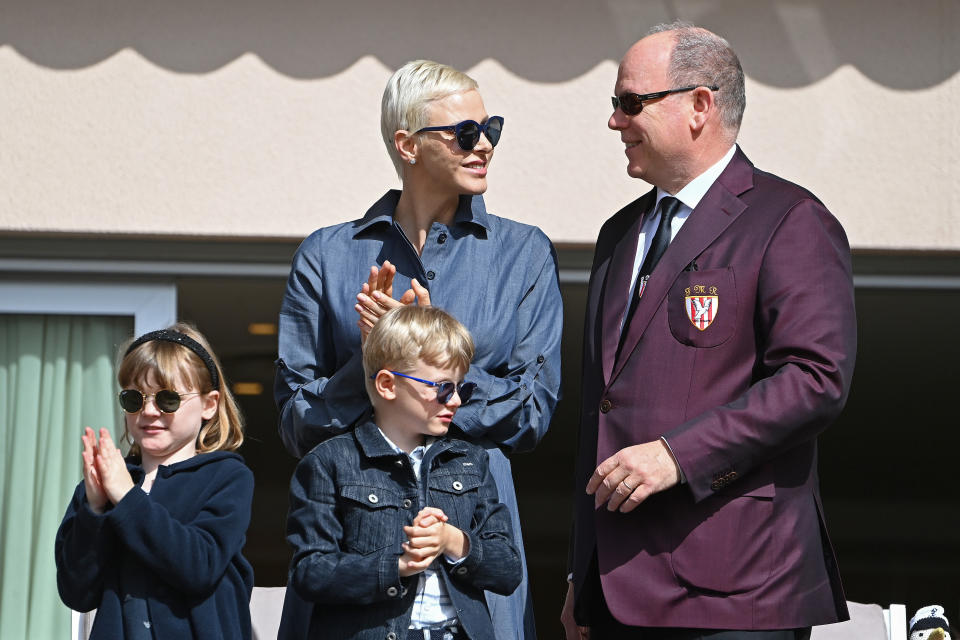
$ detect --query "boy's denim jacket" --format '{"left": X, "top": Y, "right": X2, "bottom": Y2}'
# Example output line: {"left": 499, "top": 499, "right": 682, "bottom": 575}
{"left": 286, "top": 420, "right": 522, "bottom": 640}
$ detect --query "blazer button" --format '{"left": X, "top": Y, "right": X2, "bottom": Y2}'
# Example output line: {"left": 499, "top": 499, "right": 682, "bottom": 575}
{"left": 600, "top": 399, "right": 612, "bottom": 413}
{"left": 455, "top": 566, "right": 468, "bottom": 576}
{"left": 386, "top": 586, "right": 398, "bottom": 597}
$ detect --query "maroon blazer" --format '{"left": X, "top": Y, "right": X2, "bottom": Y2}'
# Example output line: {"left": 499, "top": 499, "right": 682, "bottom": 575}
{"left": 571, "top": 148, "right": 856, "bottom": 630}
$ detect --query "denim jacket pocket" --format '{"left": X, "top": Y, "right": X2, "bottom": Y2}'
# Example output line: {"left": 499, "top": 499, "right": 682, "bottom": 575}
{"left": 339, "top": 483, "right": 403, "bottom": 554}
{"left": 427, "top": 471, "right": 483, "bottom": 528}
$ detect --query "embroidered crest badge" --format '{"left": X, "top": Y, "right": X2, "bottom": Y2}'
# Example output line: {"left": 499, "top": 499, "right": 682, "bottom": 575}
{"left": 684, "top": 285, "right": 719, "bottom": 331}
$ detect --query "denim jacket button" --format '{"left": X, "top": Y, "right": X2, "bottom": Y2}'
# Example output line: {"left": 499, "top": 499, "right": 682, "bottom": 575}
{"left": 402, "top": 498, "right": 412, "bottom": 509}
{"left": 386, "top": 633, "right": 398, "bottom": 640}
{"left": 386, "top": 586, "right": 398, "bottom": 597}
{"left": 394, "top": 459, "right": 404, "bottom": 468}
{"left": 452, "top": 481, "right": 463, "bottom": 491}
{"left": 368, "top": 493, "right": 379, "bottom": 504}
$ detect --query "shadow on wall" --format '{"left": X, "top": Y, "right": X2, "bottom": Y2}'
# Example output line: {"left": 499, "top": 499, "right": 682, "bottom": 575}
{"left": 3, "top": 0, "right": 957, "bottom": 88}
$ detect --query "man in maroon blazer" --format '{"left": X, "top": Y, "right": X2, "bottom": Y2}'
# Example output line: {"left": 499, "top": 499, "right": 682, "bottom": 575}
{"left": 561, "top": 22, "right": 857, "bottom": 640}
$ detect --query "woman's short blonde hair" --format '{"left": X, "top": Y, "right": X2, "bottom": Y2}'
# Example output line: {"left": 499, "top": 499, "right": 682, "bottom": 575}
{"left": 363, "top": 306, "right": 474, "bottom": 396}
{"left": 117, "top": 322, "right": 244, "bottom": 456}
{"left": 381, "top": 60, "right": 479, "bottom": 177}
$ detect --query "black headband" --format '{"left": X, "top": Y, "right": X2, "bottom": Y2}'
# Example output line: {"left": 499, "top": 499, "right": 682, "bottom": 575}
{"left": 124, "top": 329, "right": 220, "bottom": 390}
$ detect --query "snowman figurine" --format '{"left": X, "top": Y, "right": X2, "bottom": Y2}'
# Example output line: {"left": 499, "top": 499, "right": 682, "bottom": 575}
{"left": 909, "top": 605, "right": 952, "bottom": 640}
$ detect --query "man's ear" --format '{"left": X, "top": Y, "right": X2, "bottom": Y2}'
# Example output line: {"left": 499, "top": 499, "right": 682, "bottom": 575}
{"left": 374, "top": 370, "right": 397, "bottom": 401}
{"left": 689, "top": 86, "right": 715, "bottom": 133}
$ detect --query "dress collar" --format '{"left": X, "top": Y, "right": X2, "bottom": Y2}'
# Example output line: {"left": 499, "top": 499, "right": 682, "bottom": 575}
{"left": 351, "top": 190, "right": 492, "bottom": 237}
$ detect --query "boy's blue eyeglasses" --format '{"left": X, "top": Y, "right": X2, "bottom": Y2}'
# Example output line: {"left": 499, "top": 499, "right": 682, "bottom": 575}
{"left": 416, "top": 116, "right": 504, "bottom": 151}
{"left": 373, "top": 371, "right": 477, "bottom": 404}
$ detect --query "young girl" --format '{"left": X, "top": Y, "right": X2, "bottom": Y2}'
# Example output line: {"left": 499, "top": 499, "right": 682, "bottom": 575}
{"left": 55, "top": 323, "right": 255, "bottom": 640}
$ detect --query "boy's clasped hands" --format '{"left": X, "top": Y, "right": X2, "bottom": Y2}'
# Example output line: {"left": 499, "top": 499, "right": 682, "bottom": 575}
{"left": 81, "top": 427, "right": 135, "bottom": 515}
{"left": 398, "top": 506, "right": 469, "bottom": 577}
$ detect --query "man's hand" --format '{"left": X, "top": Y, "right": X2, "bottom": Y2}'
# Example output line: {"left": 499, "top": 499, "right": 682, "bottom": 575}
{"left": 561, "top": 580, "right": 590, "bottom": 639}
{"left": 586, "top": 440, "right": 680, "bottom": 512}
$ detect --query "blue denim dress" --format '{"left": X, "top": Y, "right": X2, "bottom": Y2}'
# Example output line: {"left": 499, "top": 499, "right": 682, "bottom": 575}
{"left": 275, "top": 191, "right": 563, "bottom": 639}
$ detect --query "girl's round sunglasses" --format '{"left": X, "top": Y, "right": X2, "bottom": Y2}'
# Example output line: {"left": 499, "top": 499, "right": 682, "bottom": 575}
{"left": 416, "top": 116, "right": 504, "bottom": 151}
{"left": 373, "top": 371, "right": 477, "bottom": 404}
{"left": 118, "top": 389, "right": 201, "bottom": 414}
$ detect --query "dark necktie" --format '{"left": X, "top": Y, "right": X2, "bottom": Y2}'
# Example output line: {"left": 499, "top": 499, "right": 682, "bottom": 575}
{"left": 622, "top": 196, "right": 683, "bottom": 331}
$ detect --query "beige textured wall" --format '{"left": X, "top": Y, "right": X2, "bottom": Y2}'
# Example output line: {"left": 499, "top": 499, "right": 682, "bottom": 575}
{"left": 1, "top": 1, "right": 957, "bottom": 249}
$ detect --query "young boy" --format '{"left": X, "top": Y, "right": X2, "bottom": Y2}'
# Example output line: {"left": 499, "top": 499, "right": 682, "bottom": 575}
{"left": 285, "top": 305, "right": 522, "bottom": 640}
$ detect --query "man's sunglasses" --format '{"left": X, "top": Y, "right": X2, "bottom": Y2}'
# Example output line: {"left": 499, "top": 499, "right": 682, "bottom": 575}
{"left": 416, "top": 116, "right": 504, "bottom": 151}
{"left": 611, "top": 85, "right": 719, "bottom": 116}
{"left": 381, "top": 371, "right": 477, "bottom": 404}
{"left": 118, "top": 389, "right": 201, "bottom": 414}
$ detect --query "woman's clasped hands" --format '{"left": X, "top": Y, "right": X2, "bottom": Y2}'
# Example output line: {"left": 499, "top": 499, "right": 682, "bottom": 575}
{"left": 355, "top": 260, "right": 431, "bottom": 343}
{"left": 81, "top": 427, "right": 135, "bottom": 514}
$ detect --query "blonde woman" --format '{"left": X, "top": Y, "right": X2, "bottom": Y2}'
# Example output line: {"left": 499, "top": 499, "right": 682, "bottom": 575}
{"left": 276, "top": 60, "right": 562, "bottom": 639}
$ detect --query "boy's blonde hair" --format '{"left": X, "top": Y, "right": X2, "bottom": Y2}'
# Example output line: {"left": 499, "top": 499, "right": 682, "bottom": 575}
{"left": 381, "top": 59, "right": 479, "bottom": 177}
{"left": 363, "top": 306, "right": 474, "bottom": 395}
{"left": 117, "top": 322, "right": 244, "bottom": 455}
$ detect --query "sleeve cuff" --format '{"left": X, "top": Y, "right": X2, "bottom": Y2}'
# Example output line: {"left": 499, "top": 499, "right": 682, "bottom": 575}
{"left": 660, "top": 436, "right": 686, "bottom": 485}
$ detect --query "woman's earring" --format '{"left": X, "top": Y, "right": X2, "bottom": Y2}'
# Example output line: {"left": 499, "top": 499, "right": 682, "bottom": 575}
{"left": 409, "top": 158, "right": 416, "bottom": 165}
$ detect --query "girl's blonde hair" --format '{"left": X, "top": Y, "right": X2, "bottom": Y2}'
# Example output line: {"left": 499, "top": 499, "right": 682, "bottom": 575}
{"left": 362, "top": 306, "right": 474, "bottom": 397}
{"left": 117, "top": 322, "right": 244, "bottom": 456}
{"left": 381, "top": 59, "right": 479, "bottom": 177}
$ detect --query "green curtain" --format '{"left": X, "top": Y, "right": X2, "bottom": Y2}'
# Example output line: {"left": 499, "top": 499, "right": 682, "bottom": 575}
{"left": 0, "top": 314, "right": 132, "bottom": 640}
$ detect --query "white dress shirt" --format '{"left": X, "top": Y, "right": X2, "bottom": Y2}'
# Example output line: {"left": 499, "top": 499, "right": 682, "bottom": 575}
{"left": 625, "top": 144, "right": 738, "bottom": 303}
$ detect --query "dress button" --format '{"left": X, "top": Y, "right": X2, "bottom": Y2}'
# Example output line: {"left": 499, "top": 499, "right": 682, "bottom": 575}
{"left": 426, "top": 270, "right": 436, "bottom": 280}
{"left": 368, "top": 493, "right": 379, "bottom": 504}
{"left": 452, "top": 481, "right": 463, "bottom": 491}
{"left": 599, "top": 399, "right": 612, "bottom": 413}
{"left": 402, "top": 499, "right": 412, "bottom": 509}
{"left": 438, "top": 232, "right": 447, "bottom": 244}
{"left": 386, "top": 586, "right": 398, "bottom": 597}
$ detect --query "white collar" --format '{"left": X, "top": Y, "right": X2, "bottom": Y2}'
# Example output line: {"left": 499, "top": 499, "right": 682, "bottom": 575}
{"left": 656, "top": 144, "right": 737, "bottom": 212}
{"left": 378, "top": 427, "right": 435, "bottom": 457}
